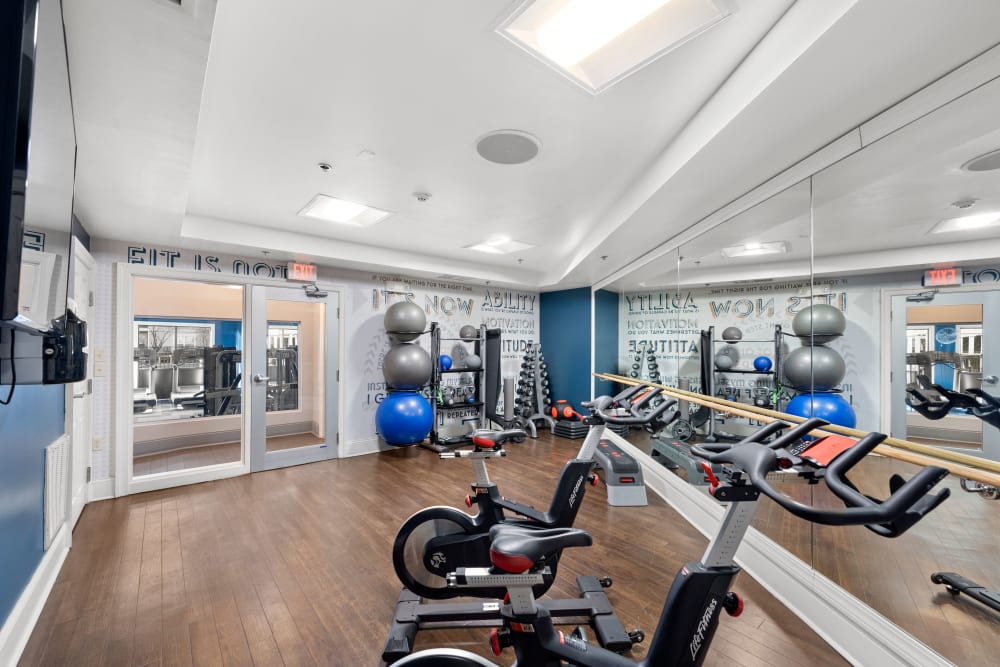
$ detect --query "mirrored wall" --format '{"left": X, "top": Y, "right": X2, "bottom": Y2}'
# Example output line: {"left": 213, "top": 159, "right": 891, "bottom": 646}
{"left": 595, "top": 62, "right": 1000, "bottom": 665}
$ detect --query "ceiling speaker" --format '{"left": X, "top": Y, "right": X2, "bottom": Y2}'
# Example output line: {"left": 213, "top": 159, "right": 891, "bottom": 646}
{"left": 476, "top": 130, "right": 540, "bottom": 165}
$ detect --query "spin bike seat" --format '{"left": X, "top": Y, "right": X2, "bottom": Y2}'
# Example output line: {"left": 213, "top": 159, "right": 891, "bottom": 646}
{"left": 472, "top": 428, "right": 528, "bottom": 450}
{"left": 488, "top": 524, "right": 592, "bottom": 573}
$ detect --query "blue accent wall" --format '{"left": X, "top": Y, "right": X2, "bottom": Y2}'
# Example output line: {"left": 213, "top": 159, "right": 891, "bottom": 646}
{"left": 0, "top": 383, "right": 64, "bottom": 626}
{"left": 540, "top": 287, "right": 592, "bottom": 413}
{"left": 594, "top": 289, "right": 619, "bottom": 398}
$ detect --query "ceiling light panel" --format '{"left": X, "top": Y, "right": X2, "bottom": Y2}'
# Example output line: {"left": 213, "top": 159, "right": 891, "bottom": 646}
{"left": 930, "top": 212, "right": 1000, "bottom": 234}
{"left": 720, "top": 241, "right": 789, "bottom": 258}
{"left": 498, "top": 0, "right": 732, "bottom": 93}
{"left": 298, "top": 194, "right": 392, "bottom": 227}
{"left": 465, "top": 237, "right": 536, "bottom": 254}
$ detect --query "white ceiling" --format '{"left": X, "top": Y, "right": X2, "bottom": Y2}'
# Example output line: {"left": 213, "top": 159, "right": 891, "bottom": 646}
{"left": 62, "top": 0, "right": 1000, "bottom": 291}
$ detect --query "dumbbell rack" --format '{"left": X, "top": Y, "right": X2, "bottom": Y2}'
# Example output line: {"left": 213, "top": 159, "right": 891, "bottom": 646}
{"left": 625, "top": 341, "right": 661, "bottom": 385}
{"left": 514, "top": 344, "right": 556, "bottom": 433}
{"left": 426, "top": 322, "right": 487, "bottom": 452}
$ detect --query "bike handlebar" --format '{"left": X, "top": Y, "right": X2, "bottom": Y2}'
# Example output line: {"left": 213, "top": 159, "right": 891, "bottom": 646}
{"left": 691, "top": 419, "right": 950, "bottom": 537}
{"left": 582, "top": 385, "right": 677, "bottom": 426}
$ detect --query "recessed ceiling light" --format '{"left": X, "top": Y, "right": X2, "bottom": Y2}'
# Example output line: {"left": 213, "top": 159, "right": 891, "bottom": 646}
{"left": 476, "top": 130, "right": 541, "bottom": 165}
{"left": 538, "top": 0, "right": 670, "bottom": 67}
{"left": 464, "top": 236, "right": 536, "bottom": 254}
{"left": 317, "top": 162, "right": 333, "bottom": 172}
{"left": 720, "top": 241, "right": 789, "bottom": 258}
{"left": 298, "top": 194, "right": 392, "bottom": 227}
{"left": 930, "top": 212, "right": 1000, "bottom": 234}
{"left": 962, "top": 148, "right": 1000, "bottom": 172}
{"left": 497, "top": 0, "right": 732, "bottom": 93}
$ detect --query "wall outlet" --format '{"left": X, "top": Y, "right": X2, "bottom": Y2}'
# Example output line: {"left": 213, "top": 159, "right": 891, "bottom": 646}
{"left": 94, "top": 362, "right": 107, "bottom": 377}
{"left": 92, "top": 437, "right": 104, "bottom": 451}
{"left": 95, "top": 348, "right": 106, "bottom": 362}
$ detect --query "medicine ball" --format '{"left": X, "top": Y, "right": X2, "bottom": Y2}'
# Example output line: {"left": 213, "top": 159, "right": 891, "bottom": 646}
{"left": 459, "top": 325, "right": 478, "bottom": 341}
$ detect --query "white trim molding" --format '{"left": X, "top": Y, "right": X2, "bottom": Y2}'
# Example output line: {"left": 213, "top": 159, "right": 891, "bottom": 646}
{"left": 607, "top": 432, "right": 954, "bottom": 667}
{"left": 0, "top": 524, "right": 70, "bottom": 667}
{"left": 87, "top": 477, "right": 115, "bottom": 502}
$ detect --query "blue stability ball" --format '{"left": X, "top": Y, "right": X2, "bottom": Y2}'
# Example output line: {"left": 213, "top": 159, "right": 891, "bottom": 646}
{"left": 753, "top": 356, "right": 773, "bottom": 372}
{"left": 440, "top": 354, "right": 453, "bottom": 371}
{"left": 786, "top": 393, "right": 857, "bottom": 430}
{"left": 376, "top": 392, "right": 433, "bottom": 446}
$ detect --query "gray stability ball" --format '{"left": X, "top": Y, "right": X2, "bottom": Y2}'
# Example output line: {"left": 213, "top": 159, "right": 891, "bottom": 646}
{"left": 782, "top": 345, "right": 845, "bottom": 390}
{"left": 384, "top": 302, "right": 427, "bottom": 342}
{"left": 383, "top": 343, "right": 432, "bottom": 389}
{"left": 463, "top": 354, "right": 482, "bottom": 370}
{"left": 792, "top": 304, "right": 846, "bottom": 345}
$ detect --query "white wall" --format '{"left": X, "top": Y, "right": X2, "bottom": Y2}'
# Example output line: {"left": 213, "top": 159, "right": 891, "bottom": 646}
{"left": 87, "top": 239, "right": 539, "bottom": 480}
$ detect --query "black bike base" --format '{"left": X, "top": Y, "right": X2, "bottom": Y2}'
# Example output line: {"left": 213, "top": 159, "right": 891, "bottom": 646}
{"left": 932, "top": 571, "right": 1000, "bottom": 613}
{"left": 382, "top": 575, "right": 634, "bottom": 663}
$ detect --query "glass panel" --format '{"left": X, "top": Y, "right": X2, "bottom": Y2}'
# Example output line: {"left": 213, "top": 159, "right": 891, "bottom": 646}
{"left": 264, "top": 298, "right": 325, "bottom": 452}
{"left": 903, "top": 303, "right": 984, "bottom": 449}
{"left": 132, "top": 278, "right": 244, "bottom": 476}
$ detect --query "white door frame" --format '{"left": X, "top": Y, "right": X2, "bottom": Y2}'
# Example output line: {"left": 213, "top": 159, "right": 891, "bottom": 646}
{"left": 879, "top": 283, "right": 1000, "bottom": 436}
{"left": 113, "top": 263, "right": 345, "bottom": 497}
{"left": 65, "top": 237, "right": 95, "bottom": 527}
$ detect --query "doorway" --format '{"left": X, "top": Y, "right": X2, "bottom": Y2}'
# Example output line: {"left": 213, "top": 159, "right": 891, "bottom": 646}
{"left": 890, "top": 289, "right": 1000, "bottom": 460}
{"left": 249, "top": 284, "right": 340, "bottom": 471}
{"left": 117, "top": 266, "right": 343, "bottom": 495}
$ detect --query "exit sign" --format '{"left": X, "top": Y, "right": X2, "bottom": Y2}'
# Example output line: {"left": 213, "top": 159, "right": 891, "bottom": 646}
{"left": 923, "top": 267, "right": 964, "bottom": 287}
{"left": 288, "top": 262, "right": 317, "bottom": 282}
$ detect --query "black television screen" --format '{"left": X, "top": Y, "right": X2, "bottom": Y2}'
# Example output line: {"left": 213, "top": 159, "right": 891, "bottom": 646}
{"left": 0, "top": 0, "right": 76, "bottom": 332}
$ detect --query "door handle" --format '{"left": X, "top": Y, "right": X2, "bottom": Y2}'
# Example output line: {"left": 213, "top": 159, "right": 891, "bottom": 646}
{"left": 252, "top": 373, "right": 270, "bottom": 384}
{"left": 983, "top": 375, "right": 999, "bottom": 385}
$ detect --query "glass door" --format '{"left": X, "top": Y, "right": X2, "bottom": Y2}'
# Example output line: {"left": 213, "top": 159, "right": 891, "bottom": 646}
{"left": 131, "top": 277, "right": 246, "bottom": 481}
{"left": 249, "top": 285, "right": 340, "bottom": 471}
{"left": 891, "top": 289, "right": 1000, "bottom": 460}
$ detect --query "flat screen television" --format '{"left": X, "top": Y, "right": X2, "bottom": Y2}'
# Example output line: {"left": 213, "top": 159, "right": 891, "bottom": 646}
{"left": 0, "top": 0, "right": 76, "bottom": 332}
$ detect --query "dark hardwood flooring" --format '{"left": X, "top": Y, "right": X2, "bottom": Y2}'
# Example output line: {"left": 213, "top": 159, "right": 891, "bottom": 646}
{"left": 21, "top": 433, "right": 848, "bottom": 666}
{"left": 133, "top": 433, "right": 324, "bottom": 476}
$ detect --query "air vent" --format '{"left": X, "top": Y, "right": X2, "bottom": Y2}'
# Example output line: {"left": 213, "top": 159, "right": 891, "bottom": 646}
{"left": 44, "top": 436, "right": 68, "bottom": 548}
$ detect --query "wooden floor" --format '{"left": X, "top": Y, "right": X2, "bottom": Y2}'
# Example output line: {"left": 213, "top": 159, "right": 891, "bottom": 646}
{"left": 133, "top": 434, "right": 324, "bottom": 476}
{"left": 21, "top": 433, "right": 846, "bottom": 667}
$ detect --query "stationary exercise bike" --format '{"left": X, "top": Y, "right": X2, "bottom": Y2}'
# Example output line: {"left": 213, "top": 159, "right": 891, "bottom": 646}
{"left": 393, "top": 417, "right": 951, "bottom": 666}
{"left": 392, "top": 385, "right": 677, "bottom": 600}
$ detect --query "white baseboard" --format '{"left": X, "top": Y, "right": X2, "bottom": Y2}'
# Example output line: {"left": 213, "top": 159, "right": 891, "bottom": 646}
{"left": 608, "top": 432, "right": 954, "bottom": 667}
{"left": 87, "top": 477, "right": 115, "bottom": 502}
{"left": 0, "top": 523, "right": 70, "bottom": 667}
{"left": 342, "top": 436, "right": 391, "bottom": 458}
